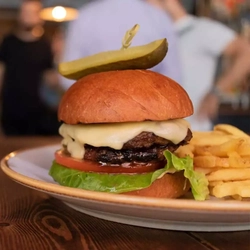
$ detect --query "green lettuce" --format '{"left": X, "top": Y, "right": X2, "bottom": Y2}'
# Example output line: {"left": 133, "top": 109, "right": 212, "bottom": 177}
{"left": 49, "top": 150, "right": 209, "bottom": 201}
{"left": 163, "top": 151, "right": 209, "bottom": 201}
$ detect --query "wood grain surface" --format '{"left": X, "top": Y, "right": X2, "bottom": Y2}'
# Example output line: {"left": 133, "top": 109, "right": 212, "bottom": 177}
{"left": 0, "top": 136, "right": 249, "bottom": 250}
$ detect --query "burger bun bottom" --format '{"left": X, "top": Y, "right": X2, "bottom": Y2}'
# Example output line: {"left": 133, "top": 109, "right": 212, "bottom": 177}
{"left": 124, "top": 171, "right": 190, "bottom": 198}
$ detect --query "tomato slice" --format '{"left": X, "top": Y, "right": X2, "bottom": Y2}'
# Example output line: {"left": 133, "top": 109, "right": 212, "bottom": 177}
{"left": 55, "top": 150, "right": 164, "bottom": 174}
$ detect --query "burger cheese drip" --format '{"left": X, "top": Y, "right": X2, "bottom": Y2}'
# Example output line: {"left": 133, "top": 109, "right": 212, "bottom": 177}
{"left": 59, "top": 119, "right": 190, "bottom": 160}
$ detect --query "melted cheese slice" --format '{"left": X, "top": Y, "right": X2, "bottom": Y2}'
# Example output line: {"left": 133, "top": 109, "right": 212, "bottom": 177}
{"left": 59, "top": 119, "right": 190, "bottom": 159}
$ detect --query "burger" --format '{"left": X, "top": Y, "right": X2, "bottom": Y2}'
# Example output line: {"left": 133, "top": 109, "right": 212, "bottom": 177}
{"left": 49, "top": 70, "right": 208, "bottom": 200}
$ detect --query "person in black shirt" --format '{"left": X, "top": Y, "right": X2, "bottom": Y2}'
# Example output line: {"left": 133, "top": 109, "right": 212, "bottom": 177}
{"left": 0, "top": 0, "right": 60, "bottom": 136}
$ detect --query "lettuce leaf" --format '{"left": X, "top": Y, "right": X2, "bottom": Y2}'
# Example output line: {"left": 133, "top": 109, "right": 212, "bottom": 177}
{"left": 163, "top": 151, "right": 209, "bottom": 201}
{"left": 49, "top": 150, "right": 209, "bottom": 200}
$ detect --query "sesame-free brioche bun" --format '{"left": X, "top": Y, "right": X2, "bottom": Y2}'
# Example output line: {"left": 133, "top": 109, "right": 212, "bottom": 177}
{"left": 58, "top": 70, "right": 193, "bottom": 124}
{"left": 124, "top": 171, "right": 190, "bottom": 198}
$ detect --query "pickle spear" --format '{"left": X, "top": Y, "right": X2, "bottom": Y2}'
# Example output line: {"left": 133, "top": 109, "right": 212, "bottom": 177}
{"left": 59, "top": 24, "right": 168, "bottom": 80}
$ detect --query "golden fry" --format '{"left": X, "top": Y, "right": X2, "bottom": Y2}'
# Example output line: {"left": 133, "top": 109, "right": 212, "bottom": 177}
{"left": 208, "top": 181, "right": 224, "bottom": 187}
{"left": 175, "top": 144, "right": 194, "bottom": 158}
{"left": 228, "top": 152, "right": 250, "bottom": 168}
{"left": 238, "top": 141, "right": 250, "bottom": 156}
{"left": 231, "top": 195, "right": 243, "bottom": 201}
{"left": 213, "top": 124, "right": 249, "bottom": 138}
{"left": 194, "top": 146, "right": 212, "bottom": 156}
{"left": 211, "top": 180, "right": 250, "bottom": 198}
{"left": 190, "top": 131, "right": 236, "bottom": 147}
{"left": 193, "top": 139, "right": 245, "bottom": 157}
{"left": 207, "top": 139, "right": 244, "bottom": 157}
{"left": 194, "top": 156, "right": 229, "bottom": 168}
{"left": 194, "top": 167, "right": 221, "bottom": 175}
{"left": 207, "top": 168, "right": 250, "bottom": 181}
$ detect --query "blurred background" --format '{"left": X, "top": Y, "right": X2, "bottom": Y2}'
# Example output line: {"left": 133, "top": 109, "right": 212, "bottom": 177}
{"left": 0, "top": 0, "right": 250, "bottom": 136}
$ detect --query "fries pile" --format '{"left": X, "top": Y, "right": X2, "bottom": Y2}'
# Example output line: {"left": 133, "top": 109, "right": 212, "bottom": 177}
{"left": 175, "top": 124, "right": 250, "bottom": 200}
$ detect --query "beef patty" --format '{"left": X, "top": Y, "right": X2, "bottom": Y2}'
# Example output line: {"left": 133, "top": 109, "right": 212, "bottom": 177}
{"left": 69, "top": 129, "right": 192, "bottom": 164}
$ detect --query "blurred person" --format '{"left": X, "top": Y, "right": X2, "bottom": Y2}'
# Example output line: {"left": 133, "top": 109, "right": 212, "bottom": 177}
{"left": 60, "top": 0, "right": 182, "bottom": 90}
{"left": 0, "top": 0, "right": 60, "bottom": 136}
{"left": 40, "top": 28, "right": 65, "bottom": 112}
{"left": 151, "top": 0, "right": 250, "bottom": 131}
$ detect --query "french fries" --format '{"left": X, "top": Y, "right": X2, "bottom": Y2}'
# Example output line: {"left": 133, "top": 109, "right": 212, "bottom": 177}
{"left": 175, "top": 144, "right": 194, "bottom": 158}
{"left": 183, "top": 124, "right": 250, "bottom": 200}
{"left": 211, "top": 180, "right": 250, "bottom": 198}
{"left": 190, "top": 131, "right": 238, "bottom": 146}
{"left": 207, "top": 169, "right": 250, "bottom": 181}
{"left": 213, "top": 124, "right": 249, "bottom": 138}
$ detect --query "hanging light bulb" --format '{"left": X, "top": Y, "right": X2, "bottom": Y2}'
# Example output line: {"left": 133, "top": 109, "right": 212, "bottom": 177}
{"left": 52, "top": 6, "right": 67, "bottom": 21}
{"left": 40, "top": 4, "right": 78, "bottom": 22}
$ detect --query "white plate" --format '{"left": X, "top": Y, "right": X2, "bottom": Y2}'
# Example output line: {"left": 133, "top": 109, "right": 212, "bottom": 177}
{"left": 1, "top": 145, "right": 250, "bottom": 232}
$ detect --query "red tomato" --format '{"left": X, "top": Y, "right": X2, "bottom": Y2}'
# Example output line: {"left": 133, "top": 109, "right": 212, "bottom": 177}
{"left": 55, "top": 150, "right": 164, "bottom": 174}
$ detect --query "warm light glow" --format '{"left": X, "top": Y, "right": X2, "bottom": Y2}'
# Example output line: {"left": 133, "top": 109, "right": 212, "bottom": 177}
{"left": 40, "top": 6, "right": 78, "bottom": 22}
{"left": 32, "top": 25, "right": 44, "bottom": 38}
{"left": 52, "top": 6, "right": 67, "bottom": 21}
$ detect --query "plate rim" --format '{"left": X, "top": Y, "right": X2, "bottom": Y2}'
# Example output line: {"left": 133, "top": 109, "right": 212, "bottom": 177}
{"left": 1, "top": 145, "right": 250, "bottom": 212}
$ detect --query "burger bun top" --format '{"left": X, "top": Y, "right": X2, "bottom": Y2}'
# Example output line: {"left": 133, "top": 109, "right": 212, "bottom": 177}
{"left": 58, "top": 70, "right": 193, "bottom": 124}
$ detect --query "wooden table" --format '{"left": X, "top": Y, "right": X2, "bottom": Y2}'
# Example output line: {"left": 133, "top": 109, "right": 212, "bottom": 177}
{"left": 0, "top": 136, "right": 249, "bottom": 250}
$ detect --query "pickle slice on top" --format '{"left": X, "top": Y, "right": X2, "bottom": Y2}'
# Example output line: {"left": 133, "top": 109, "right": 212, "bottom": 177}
{"left": 59, "top": 38, "right": 168, "bottom": 80}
